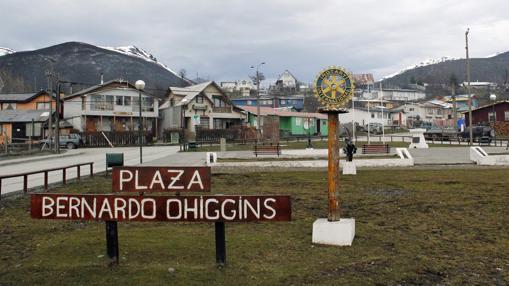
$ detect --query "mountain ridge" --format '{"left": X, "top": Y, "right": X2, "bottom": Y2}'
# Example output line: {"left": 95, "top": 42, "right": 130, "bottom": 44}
{"left": 0, "top": 42, "right": 189, "bottom": 97}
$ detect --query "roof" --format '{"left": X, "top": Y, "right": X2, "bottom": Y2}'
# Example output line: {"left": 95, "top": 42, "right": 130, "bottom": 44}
{"left": 0, "top": 110, "right": 51, "bottom": 123}
{"left": 464, "top": 100, "right": 509, "bottom": 113}
{"left": 64, "top": 79, "right": 140, "bottom": 100}
{"left": 442, "top": 94, "right": 477, "bottom": 102}
{"left": 0, "top": 90, "right": 52, "bottom": 103}
{"left": 423, "top": 100, "right": 452, "bottom": 109}
{"left": 169, "top": 81, "right": 227, "bottom": 107}
{"left": 239, "top": 106, "right": 327, "bottom": 119}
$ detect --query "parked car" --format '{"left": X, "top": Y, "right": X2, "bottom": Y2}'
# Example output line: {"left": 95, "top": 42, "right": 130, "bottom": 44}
{"left": 424, "top": 127, "right": 459, "bottom": 140}
{"left": 364, "top": 123, "right": 383, "bottom": 135}
{"left": 40, "top": 134, "right": 83, "bottom": 149}
{"left": 459, "top": 126, "right": 494, "bottom": 143}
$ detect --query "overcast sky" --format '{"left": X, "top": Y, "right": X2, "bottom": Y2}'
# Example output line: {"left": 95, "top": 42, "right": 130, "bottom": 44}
{"left": 1, "top": 0, "right": 509, "bottom": 84}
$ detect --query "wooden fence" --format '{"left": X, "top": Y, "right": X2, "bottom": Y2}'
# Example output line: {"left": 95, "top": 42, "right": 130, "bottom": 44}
{"left": 80, "top": 131, "right": 152, "bottom": 147}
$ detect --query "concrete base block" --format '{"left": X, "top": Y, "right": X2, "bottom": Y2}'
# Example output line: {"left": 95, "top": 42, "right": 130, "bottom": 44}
{"left": 312, "top": 218, "right": 355, "bottom": 246}
{"left": 342, "top": 161, "right": 357, "bottom": 175}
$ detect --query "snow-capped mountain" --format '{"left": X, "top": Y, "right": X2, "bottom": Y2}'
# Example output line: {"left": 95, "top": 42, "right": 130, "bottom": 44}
{"left": 0, "top": 42, "right": 189, "bottom": 95}
{"left": 0, "top": 47, "right": 15, "bottom": 56}
{"left": 382, "top": 56, "right": 459, "bottom": 80}
{"left": 380, "top": 50, "right": 509, "bottom": 90}
{"left": 100, "top": 45, "right": 179, "bottom": 76}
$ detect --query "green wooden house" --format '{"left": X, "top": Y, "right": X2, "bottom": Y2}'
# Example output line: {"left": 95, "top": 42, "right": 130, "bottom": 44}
{"left": 241, "top": 106, "right": 328, "bottom": 136}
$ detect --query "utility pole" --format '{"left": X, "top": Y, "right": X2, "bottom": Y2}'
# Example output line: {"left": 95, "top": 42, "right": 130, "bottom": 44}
{"left": 451, "top": 80, "right": 457, "bottom": 129}
{"left": 380, "top": 81, "right": 385, "bottom": 143}
{"left": 251, "top": 62, "right": 265, "bottom": 141}
{"left": 465, "top": 28, "right": 473, "bottom": 145}
{"left": 55, "top": 82, "right": 61, "bottom": 154}
{"left": 45, "top": 71, "right": 53, "bottom": 150}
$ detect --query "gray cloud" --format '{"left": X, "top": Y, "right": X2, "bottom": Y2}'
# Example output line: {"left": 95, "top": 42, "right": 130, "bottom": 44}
{"left": 1, "top": 0, "right": 508, "bottom": 84}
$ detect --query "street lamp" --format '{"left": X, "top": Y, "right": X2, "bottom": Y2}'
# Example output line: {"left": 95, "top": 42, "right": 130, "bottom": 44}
{"left": 465, "top": 28, "right": 473, "bottom": 145}
{"left": 490, "top": 94, "right": 497, "bottom": 123}
{"left": 250, "top": 62, "right": 265, "bottom": 141}
{"left": 135, "top": 80, "right": 146, "bottom": 164}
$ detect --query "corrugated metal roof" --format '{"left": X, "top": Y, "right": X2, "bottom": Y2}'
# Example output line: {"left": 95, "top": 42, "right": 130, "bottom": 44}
{"left": 239, "top": 106, "right": 327, "bottom": 119}
{"left": 0, "top": 110, "right": 50, "bottom": 122}
{"left": 0, "top": 90, "right": 52, "bottom": 103}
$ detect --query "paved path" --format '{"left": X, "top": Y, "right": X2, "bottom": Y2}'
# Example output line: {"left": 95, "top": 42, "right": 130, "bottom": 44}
{"left": 409, "top": 146, "right": 507, "bottom": 165}
{"left": 0, "top": 146, "right": 179, "bottom": 196}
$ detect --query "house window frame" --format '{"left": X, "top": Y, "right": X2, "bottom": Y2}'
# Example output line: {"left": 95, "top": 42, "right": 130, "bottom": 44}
{"left": 488, "top": 112, "right": 496, "bottom": 122}
{"left": 505, "top": 111, "right": 509, "bottom": 121}
{"left": 196, "top": 95, "right": 204, "bottom": 104}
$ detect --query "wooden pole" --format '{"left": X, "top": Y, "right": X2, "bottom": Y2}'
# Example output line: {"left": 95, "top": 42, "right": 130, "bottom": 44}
{"left": 327, "top": 112, "right": 340, "bottom": 221}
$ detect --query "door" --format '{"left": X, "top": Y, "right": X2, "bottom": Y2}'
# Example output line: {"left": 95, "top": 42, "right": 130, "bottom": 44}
{"left": 12, "top": 122, "right": 26, "bottom": 142}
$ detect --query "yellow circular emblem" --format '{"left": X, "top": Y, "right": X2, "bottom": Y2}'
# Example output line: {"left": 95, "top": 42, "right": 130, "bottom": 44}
{"left": 313, "top": 67, "right": 355, "bottom": 110}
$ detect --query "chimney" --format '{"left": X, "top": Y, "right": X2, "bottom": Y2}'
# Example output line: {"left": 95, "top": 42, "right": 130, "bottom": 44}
{"left": 100, "top": 73, "right": 104, "bottom": 85}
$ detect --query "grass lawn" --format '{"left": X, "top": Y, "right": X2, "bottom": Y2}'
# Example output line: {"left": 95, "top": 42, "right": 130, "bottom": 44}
{"left": 1, "top": 169, "right": 508, "bottom": 285}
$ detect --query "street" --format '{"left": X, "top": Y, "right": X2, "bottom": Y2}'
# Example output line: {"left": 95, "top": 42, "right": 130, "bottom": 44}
{"left": 0, "top": 146, "right": 180, "bottom": 196}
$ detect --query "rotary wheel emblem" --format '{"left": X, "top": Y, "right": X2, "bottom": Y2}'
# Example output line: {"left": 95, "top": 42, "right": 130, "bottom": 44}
{"left": 313, "top": 67, "right": 355, "bottom": 110}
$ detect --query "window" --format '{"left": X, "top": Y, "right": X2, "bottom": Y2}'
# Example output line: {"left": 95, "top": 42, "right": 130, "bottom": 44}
{"left": 371, "top": 113, "right": 375, "bottom": 118}
{"left": 26, "top": 122, "right": 42, "bottom": 136}
{"left": 133, "top": 96, "right": 154, "bottom": 112}
{"left": 0, "top": 124, "right": 3, "bottom": 133}
{"left": 426, "top": 108, "right": 434, "bottom": 115}
{"left": 214, "top": 97, "right": 226, "bottom": 107}
{"left": 213, "top": 118, "right": 223, "bottom": 129}
{"left": 247, "top": 100, "right": 252, "bottom": 105}
{"left": 488, "top": 112, "right": 496, "bottom": 122}
{"left": 116, "top": 96, "right": 132, "bottom": 106}
{"left": 196, "top": 95, "right": 204, "bottom": 104}
{"left": 36, "top": 102, "right": 50, "bottom": 110}
{"left": 280, "top": 99, "right": 286, "bottom": 105}
{"left": 295, "top": 117, "right": 302, "bottom": 126}
{"left": 199, "top": 117, "right": 210, "bottom": 129}
{"left": 436, "top": 109, "right": 443, "bottom": 116}
{"left": 90, "top": 95, "right": 114, "bottom": 110}
{"left": 505, "top": 111, "right": 509, "bottom": 121}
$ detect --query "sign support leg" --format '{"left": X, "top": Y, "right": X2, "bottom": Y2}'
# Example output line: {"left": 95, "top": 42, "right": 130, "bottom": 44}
{"left": 105, "top": 221, "right": 119, "bottom": 265}
{"left": 215, "top": 221, "right": 226, "bottom": 266}
{"left": 327, "top": 112, "right": 341, "bottom": 221}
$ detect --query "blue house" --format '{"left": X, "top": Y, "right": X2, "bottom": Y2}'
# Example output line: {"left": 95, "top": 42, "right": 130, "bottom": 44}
{"left": 231, "top": 96, "right": 305, "bottom": 111}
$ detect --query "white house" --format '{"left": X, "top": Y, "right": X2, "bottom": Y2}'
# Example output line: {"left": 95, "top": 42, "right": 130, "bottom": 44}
{"left": 220, "top": 80, "right": 253, "bottom": 97}
{"left": 63, "top": 79, "right": 159, "bottom": 133}
{"left": 338, "top": 107, "right": 391, "bottom": 128}
{"left": 362, "top": 88, "right": 425, "bottom": 101}
{"left": 275, "top": 70, "right": 298, "bottom": 89}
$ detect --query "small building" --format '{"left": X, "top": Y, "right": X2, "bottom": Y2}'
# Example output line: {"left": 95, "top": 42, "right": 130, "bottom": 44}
{"left": 63, "top": 80, "right": 160, "bottom": 134}
{"left": 275, "top": 70, "right": 298, "bottom": 89}
{"left": 239, "top": 106, "right": 328, "bottom": 137}
{"left": 0, "top": 110, "right": 50, "bottom": 143}
{"left": 465, "top": 101, "right": 509, "bottom": 125}
{"left": 0, "top": 90, "right": 56, "bottom": 143}
{"left": 160, "top": 81, "right": 246, "bottom": 135}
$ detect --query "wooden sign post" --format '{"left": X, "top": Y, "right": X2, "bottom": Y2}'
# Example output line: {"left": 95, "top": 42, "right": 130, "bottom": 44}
{"left": 327, "top": 112, "right": 341, "bottom": 221}
{"left": 31, "top": 166, "right": 292, "bottom": 266}
{"left": 312, "top": 67, "right": 356, "bottom": 246}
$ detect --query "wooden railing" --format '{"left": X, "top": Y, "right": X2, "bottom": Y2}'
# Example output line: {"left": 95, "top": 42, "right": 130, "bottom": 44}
{"left": 0, "top": 162, "right": 94, "bottom": 199}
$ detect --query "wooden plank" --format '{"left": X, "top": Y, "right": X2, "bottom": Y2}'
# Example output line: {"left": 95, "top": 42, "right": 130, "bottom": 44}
{"left": 111, "top": 166, "right": 211, "bottom": 193}
{"left": 30, "top": 194, "right": 291, "bottom": 222}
